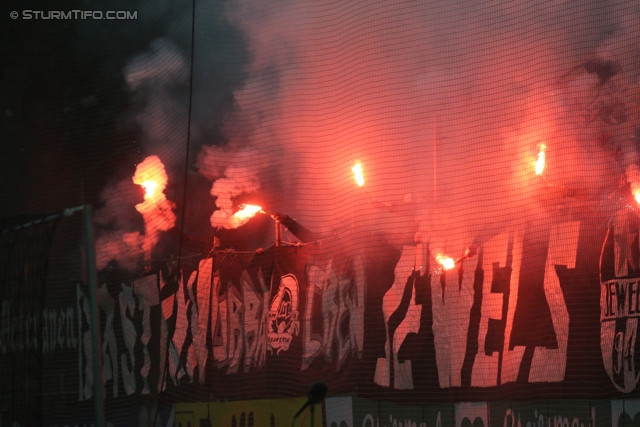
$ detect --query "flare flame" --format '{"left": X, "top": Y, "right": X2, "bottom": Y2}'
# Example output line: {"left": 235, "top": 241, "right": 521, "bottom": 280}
{"left": 140, "top": 180, "right": 159, "bottom": 200}
{"left": 436, "top": 253, "right": 456, "bottom": 271}
{"left": 535, "top": 143, "right": 546, "bottom": 176}
{"left": 132, "top": 155, "right": 177, "bottom": 260}
{"left": 213, "top": 203, "right": 263, "bottom": 229}
{"left": 626, "top": 165, "right": 640, "bottom": 206}
{"left": 234, "top": 204, "right": 263, "bottom": 219}
{"left": 352, "top": 162, "right": 365, "bottom": 187}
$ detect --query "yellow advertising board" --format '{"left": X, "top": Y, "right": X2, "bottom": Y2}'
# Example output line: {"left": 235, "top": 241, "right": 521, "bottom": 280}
{"left": 174, "top": 397, "right": 323, "bottom": 427}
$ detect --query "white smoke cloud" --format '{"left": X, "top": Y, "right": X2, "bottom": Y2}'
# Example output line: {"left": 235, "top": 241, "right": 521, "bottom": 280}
{"left": 123, "top": 38, "right": 191, "bottom": 168}
{"left": 208, "top": 166, "right": 261, "bottom": 229}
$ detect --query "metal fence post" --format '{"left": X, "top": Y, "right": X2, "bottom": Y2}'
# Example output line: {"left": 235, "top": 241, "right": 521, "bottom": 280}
{"left": 82, "top": 204, "right": 105, "bottom": 427}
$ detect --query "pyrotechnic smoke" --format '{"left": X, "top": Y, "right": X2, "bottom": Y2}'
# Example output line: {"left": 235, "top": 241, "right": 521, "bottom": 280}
{"left": 123, "top": 38, "right": 191, "bottom": 167}
{"left": 132, "top": 155, "right": 177, "bottom": 258}
{"left": 98, "top": 0, "right": 640, "bottom": 263}
{"left": 207, "top": 166, "right": 261, "bottom": 229}
{"left": 95, "top": 230, "right": 145, "bottom": 272}
{"left": 95, "top": 32, "right": 198, "bottom": 270}
{"left": 93, "top": 38, "right": 188, "bottom": 271}
{"left": 94, "top": 156, "right": 176, "bottom": 271}
{"left": 94, "top": 179, "right": 146, "bottom": 271}
{"left": 191, "top": 0, "right": 640, "bottom": 252}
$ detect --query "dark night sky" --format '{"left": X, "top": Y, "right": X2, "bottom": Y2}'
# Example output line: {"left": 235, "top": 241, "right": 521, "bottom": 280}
{"left": 1, "top": 0, "right": 246, "bottom": 218}
{"left": 3, "top": 0, "right": 136, "bottom": 216}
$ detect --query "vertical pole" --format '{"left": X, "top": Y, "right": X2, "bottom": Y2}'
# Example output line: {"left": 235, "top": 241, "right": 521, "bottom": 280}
{"left": 433, "top": 115, "right": 438, "bottom": 202}
{"left": 415, "top": 242, "right": 425, "bottom": 276}
{"left": 310, "top": 404, "right": 315, "bottom": 427}
{"left": 275, "top": 220, "right": 282, "bottom": 247}
{"left": 82, "top": 205, "right": 105, "bottom": 427}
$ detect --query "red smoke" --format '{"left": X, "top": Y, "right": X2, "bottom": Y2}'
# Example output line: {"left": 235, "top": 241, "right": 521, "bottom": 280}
{"left": 133, "top": 155, "right": 177, "bottom": 260}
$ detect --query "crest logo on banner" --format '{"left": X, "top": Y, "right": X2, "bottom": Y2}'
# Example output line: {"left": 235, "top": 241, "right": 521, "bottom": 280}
{"left": 600, "top": 209, "right": 640, "bottom": 392}
{"left": 268, "top": 274, "right": 300, "bottom": 354}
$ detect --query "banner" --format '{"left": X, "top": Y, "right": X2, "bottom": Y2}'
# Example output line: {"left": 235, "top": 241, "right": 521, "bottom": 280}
{"left": 11, "top": 213, "right": 640, "bottom": 425}
{"left": 70, "top": 217, "right": 640, "bottom": 404}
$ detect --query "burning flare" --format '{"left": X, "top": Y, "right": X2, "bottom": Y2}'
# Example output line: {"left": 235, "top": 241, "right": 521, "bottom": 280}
{"left": 626, "top": 165, "right": 640, "bottom": 206}
{"left": 132, "top": 155, "right": 177, "bottom": 259}
{"left": 234, "top": 204, "right": 263, "bottom": 219}
{"left": 352, "top": 162, "right": 365, "bottom": 187}
{"left": 535, "top": 143, "right": 546, "bottom": 176}
{"left": 213, "top": 203, "right": 263, "bottom": 229}
{"left": 435, "top": 253, "right": 456, "bottom": 271}
{"left": 140, "top": 180, "right": 159, "bottom": 200}
{"left": 209, "top": 167, "right": 261, "bottom": 229}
